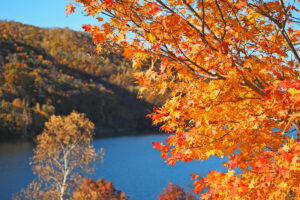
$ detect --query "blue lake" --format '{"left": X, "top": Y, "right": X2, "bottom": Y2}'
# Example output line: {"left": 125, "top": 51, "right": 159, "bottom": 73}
{"left": 0, "top": 134, "right": 227, "bottom": 200}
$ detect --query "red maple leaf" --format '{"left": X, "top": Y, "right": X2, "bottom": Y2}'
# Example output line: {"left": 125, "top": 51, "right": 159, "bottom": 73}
{"left": 148, "top": 3, "right": 161, "bottom": 15}
{"left": 190, "top": 174, "right": 199, "bottom": 179}
{"left": 152, "top": 141, "right": 162, "bottom": 150}
{"left": 82, "top": 24, "right": 92, "bottom": 32}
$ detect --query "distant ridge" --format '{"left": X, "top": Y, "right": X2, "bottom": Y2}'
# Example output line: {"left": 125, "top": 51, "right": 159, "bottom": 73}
{"left": 0, "top": 20, "right": 158, "bottom": 139}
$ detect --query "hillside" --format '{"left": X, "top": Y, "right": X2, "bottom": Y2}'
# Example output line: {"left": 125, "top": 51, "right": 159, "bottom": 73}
{"left": 0, "top": 20, "right": 157, "bottom": 139}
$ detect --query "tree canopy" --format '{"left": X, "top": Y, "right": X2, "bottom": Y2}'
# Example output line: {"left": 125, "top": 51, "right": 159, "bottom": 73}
{"left": 158, "top": 182, "right": 196, "bottom": 200}
{"left": 71, "top": 178, "right": 129, "bottom": 200}
{"left": 67, "top": 0, "right": 299, "bottom": 199}
{"left": 16, "top": 112, "right": 103, "bottom": 200}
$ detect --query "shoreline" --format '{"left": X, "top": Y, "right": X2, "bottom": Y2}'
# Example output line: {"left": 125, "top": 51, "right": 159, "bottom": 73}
{"left": 0, "top": 128, "right": 163, "bottom": 142}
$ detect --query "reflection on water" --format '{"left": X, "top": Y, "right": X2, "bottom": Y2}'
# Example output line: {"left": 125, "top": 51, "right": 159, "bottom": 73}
{"left": 0, "top": 135, "right": 227, "bottom": 200}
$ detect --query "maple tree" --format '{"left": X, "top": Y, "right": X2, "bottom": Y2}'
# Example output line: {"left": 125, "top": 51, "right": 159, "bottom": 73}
{"left": 15, "top": 112, "right": 103, "bottom": 200}
{"left": 67, "top": 0, "right": 299, "bottom": 199}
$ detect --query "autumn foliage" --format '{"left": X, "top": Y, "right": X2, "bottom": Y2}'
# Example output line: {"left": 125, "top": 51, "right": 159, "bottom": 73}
{"left": 16, "top": 112, "right": 103, "bottom": 200}
{"left": 158, "top": 182, "right": 196, "bottom": 200}
{"left": 0, "top": 21, "right": 155, "bottom": 138}
{"left": 71, "top": 178, "right": 129, "bottom": 200}
{"left": 67, "top": 0, "right": 299, "bottom": 199}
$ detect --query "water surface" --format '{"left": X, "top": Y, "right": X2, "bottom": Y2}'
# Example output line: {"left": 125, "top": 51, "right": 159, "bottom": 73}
{"left": 0, "top": 134, "right": 226, "bottom": 200}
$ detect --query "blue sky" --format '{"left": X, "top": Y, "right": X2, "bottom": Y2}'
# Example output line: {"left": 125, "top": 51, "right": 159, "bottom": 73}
{"left": 0, "top": 0, "right": 98, "bottom": 31}
{"left": 1, "top": 0, "right": 299, "bottom": 32}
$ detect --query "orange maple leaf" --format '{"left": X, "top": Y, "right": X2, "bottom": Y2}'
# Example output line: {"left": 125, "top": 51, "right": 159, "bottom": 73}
{"left": 66, "top": 2, "right": 76, "bottom": 16}
{"left": 235, "top": 1, "right": 248, "bottom": 9}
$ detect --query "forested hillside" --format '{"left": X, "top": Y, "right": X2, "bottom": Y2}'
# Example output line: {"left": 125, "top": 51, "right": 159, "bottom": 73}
{"left": 0, "top": 20, "right": 157, "bottom": 139}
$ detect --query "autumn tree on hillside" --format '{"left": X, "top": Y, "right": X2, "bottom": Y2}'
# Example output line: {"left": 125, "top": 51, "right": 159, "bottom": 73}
{"left": 15, "top": 112, "right": 103, "bottom": 200}
{"left": 71, "top": 178, "right": 129, "bottom": 200}
{"left": 67, "top": 0, "right": 299, "bottom": 199}
{"left": 0, "top": 21, "right": 155, "bottom": 139}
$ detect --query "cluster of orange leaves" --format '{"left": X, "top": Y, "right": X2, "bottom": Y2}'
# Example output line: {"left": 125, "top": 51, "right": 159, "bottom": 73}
{"left": 158, "top": 182, "right": 196, "bottom": 200}
{"left": 67, "top": 0, "right": 299, "bottom": 199}
{"left": 72, "top": 178, "right": 129, "bottom": 200}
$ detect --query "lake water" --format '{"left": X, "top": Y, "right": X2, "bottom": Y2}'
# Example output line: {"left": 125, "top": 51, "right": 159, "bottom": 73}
{"left": 0, "top": 134, "right": 227, "bottom": 200}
